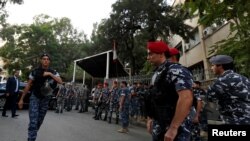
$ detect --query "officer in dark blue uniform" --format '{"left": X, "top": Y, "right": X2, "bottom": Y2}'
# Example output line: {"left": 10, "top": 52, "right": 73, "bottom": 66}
{"left": 18, "top": 53, "right": 63, "bottom": 141}
{"left": 191, "top": 81, "right": 204, "bottom": 141}
{"left": 207, "top": 55, "right": 250, "bottom": 124}
{"left": 108, "top": 80, "right": 120, "bottom": 124}
{"left": 117, "top": 81, "right": 130, "bottom": 133}
{"left": 146, "top": 41, "right": 194, "bottom": 141}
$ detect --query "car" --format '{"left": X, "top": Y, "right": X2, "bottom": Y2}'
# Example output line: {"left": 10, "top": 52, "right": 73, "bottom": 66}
{"left": 0, "top": 82, "right": 57, "bottom": 110}
{"left": 0, "top": 82, "right": 31, "bottom": 110}
{"left": 0, "top": 83, "right": 7, "bottom": 109}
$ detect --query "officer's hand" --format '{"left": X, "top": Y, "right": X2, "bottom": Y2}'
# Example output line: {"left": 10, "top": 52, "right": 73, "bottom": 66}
{"left": 6, "top": 93, "right": 10, "bottom": 97}
{"left": 43, "top": 71, "right": 52, "bottom": 77}
{"left": 119, "top": 106, "right": 122, "bottom": 112}
{"left": 18, "top": 100, "right": 24, "bottom": 109}
{"left": 146, "top": 119, "right": 153, "bottom": 134}
{"left": 193, "top": 115, "right": 199, "bottom": 123}
{"left": 164, "top": 127, "right": 178, "bottom": 141}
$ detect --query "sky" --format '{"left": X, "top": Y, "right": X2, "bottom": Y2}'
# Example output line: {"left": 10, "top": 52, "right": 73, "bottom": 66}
{"left": 5, "top": 0, "right": 117, "bottom": 38}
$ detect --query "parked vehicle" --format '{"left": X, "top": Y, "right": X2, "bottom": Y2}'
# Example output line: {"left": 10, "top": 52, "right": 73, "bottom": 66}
{"left": 0, "top": 82, "right": 57, "bottom": 110}
{"left": 0, "top": 83, "right": 7, "bottom": 109}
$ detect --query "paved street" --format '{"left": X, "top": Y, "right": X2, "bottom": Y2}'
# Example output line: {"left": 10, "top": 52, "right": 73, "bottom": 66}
{"left": 0, "top": 109, "right": 151, "bottom": 141}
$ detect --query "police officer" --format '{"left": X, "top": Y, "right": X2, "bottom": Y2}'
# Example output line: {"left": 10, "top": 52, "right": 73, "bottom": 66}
{"left": 18, "top": 53, "right": 62, "bottom": 141}
{"left": 55, "top": 83, "right": 66, "bottom": 113}
{"left": 191, "top": 81, "right": 204, "bottom": 141}
{"left": 168, "top": 47, "right": 180, "bottom": 63}
{"left": 136, "top": 82, "right": 146, "bottom": 121}
{"left": 74, "top": 85, "right": 81, "bottom": 111}
{"left": 79, "top": 84, "right": 88, "bottom": 113}
{"left": 96, "top": 82, "right": 110, "bottom": 120}
{"left": 117, "top": 81, "right": 130, "bottom": 133}
{"left": 93, "top": 83, "right": 102, "bottom": 120}
{"left": 65, "top": 83, "right": 75, "bottom": 111}
{"left": 108, "top": 80, "right": 120, "bottom": 124}
{"left": 146, "top": 41, "right": 194, "bottom": 141}
{"left": 207, "top": 55, "right": 250, "bottom": 124}
{"left": 129, "top": 82, "right": 139, "bottom": 120}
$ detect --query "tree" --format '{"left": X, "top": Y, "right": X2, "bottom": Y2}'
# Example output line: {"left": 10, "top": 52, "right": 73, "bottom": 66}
{"left": 0, "top": 14, "right": 89, "bottom": 80}
{"left": 185, "top": 0, "right": 250, "bottom": 77}
{"left": 92, "top": 0, "right": 192, "bottom": 75}
{"left": 0, "top": 0, "right": 23, "bottom": 9}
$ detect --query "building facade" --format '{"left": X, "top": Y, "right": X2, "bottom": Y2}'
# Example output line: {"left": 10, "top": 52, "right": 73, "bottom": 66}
{"left": 169, "top": 0, "right": 234, "bottom": 84}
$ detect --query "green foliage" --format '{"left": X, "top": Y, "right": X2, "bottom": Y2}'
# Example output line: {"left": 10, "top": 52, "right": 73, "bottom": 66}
{"left": 91, "top": 0, "right": 192, "bottom": 75}
{"left": 185, "top": 0, "right": 250, "bottom": 77}
{"left": 0, "top": 14, "right": 89, "bottom": 80}
{"left": 0, "top": 0, "right": 23, "bottom": 9}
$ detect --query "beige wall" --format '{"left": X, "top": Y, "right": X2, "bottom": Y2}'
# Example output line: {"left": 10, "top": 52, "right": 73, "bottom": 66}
{"left": 179, "top": 43, "right": 203, "bottom": 67}
{"left": 203, "top": 22, "right": 232, "bottom": 58}
{"left": 173, "top": 22, "right": 232, "bottom": 66}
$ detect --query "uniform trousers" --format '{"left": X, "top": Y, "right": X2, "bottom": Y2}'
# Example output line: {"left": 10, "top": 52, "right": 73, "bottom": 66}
{"left": 28, "top": 94, "right": 49, "bottom": 141}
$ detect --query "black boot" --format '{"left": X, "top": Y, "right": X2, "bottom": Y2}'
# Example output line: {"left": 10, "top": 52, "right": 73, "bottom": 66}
{"left": 55, "top": 109, "right": 59, "bottom": 113}
{"left": 108, "top": 117, "right": 111, "bottom": 123}
{"left": 103, "top": 116, "right": 107, "bottom": 121}
{"left": 115, "top": 117, "right": 119, "bottom": 124}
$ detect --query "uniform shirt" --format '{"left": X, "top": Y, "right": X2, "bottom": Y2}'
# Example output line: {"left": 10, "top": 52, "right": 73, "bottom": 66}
{"left": 79, "top": 86, "right": 88, "bottom": 99}
{"left": 58, "top": 85, "right": 66, "bottom": 97}
{"left": 101, "top": 87, "right": 110, "bottom": 102}
{"left": 93, "top": 88, "right": 102, "bottom": 101}
{"left": 193, "top": 88, "right": 204, "bottom": 102}
{"left": 207, "top": 70, "right": 250, "bottom": 124}
{"left": 110, "top": 87, "right": 120, "bottom": 103}
{"left": 120, "top": 87, "right": 130, "bottom": 108}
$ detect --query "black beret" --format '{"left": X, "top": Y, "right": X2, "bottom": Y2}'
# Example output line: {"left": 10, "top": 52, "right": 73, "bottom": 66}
{"left": 40, "top": 53, "right": 50, "bottom": 60}
{"left": 209, "top": 55, "right": 233, "bottom": 65}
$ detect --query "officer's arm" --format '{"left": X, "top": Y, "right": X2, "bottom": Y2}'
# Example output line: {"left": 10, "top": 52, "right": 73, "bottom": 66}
{"left": 169, "top": 89, "right": 193, "bottom": 129}
{"left": 194, "top": 99, "right": 202, "bottom": 123}
{"left": 44, "top": 71, "right": 63, "bottom": 84}
{"left": 119, "top": 95, "right": 125, "bottom": 108}
{"left": 19, "top": 79, "right": 33, "bottom": 102}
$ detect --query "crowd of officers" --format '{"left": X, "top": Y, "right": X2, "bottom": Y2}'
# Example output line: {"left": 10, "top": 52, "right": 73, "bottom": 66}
{"left": 54, "top": 83, "right": 89, "bottom": 114}
{"left": 53, "top": 80, "right": 155, "bottom": 133}
{"left": 53, "top": 79, "right": 208, "bottom": 139}
{"left": 91, "top": 81, "right": 149, "bottom": 123}
{"left": 53, "top": 81, "right": 151, "bottom": 124}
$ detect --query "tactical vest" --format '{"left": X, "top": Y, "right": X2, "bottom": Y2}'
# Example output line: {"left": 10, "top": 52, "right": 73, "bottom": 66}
{"left": 31, "top": 67, "right": 57, "bottom": 99}
{"left": 146, "top": 62, "right": 179, "bottom": 125}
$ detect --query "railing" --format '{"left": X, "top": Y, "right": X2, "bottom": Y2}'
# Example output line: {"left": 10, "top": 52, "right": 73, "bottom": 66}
{"left": 105, "top": 69, "right": 216, "bottom": 89}
{"left": 106, "top": 73, "right": 153, "bottom": 86}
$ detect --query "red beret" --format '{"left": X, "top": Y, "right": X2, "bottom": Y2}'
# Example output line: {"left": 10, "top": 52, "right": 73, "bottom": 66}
{"left": 169, "top": 48, "right": 180, "bottom": 56}
{"left": 147, "top": 41, "right": 169, "bottom": 53}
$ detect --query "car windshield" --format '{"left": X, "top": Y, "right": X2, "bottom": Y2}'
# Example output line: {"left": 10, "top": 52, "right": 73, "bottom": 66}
{"left": 0, "top": 83, "right": 6, "bottom": 89}
{"left": 0, "top": 82, "right": 26, "bottom": 90}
